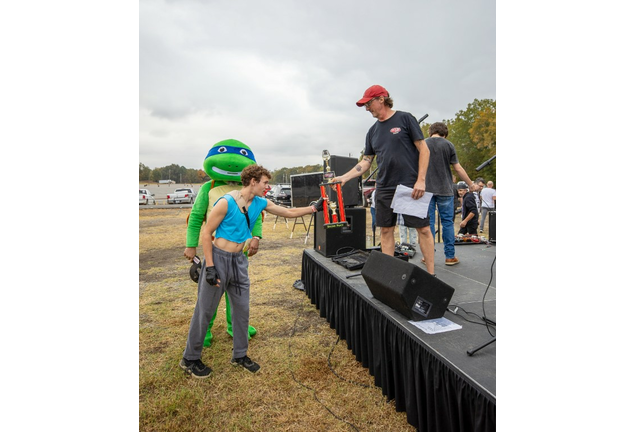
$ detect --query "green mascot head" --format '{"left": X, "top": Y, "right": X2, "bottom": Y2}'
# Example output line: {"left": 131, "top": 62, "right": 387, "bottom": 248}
{"left": 203, "top": 139, "right": 257, "bottom": 184}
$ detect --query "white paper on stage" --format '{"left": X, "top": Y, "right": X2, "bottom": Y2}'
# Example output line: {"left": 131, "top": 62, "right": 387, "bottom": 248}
{"left": 409, "top": 317, "right": 462, "bottom": 334}
{"left": 390, "top": 184, "right": 433, "bottom": 218}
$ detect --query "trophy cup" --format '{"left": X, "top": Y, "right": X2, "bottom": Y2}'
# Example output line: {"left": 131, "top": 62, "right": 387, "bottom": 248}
{"left": 319, "top": 150, "right": 347, "bottom": 225}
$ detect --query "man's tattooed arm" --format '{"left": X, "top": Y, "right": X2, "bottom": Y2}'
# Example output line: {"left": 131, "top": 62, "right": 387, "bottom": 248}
{"left": 356, "top": 155, "right": 374, "bottom": 171}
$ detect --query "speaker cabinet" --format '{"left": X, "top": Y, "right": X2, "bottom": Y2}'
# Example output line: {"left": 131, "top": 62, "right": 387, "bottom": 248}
{"left": 361, "top": 251, "right": 455, "bottom": 321}
{"left": 489, "top": 211, "right": 496, "bottom": 243}
{"left": 314, "top": 207, "right": 366, "bottom": 257}
{"left": 326, "top": 155, "right": 362, "bottom": 207}
{"left": 290, "top": 172, "right": 323, "bottom": 208}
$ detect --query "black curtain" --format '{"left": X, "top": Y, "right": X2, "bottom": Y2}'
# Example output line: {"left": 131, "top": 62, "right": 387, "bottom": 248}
{"left": 301, "top": 251, "right": 495, "bottom": 432}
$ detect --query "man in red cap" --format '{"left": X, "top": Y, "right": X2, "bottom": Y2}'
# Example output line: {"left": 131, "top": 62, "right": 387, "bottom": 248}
{"left": 332, "top": 85, "right": 436, "bottom": 275}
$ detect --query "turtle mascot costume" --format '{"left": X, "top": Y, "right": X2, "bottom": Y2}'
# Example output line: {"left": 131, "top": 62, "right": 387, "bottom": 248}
{"left": 185, "top": 139, "right": 260, "bottom": 347}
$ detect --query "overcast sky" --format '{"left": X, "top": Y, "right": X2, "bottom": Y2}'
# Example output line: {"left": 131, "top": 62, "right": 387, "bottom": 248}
{"left": 139, "top": 0, "right": 495, "bottom": 172}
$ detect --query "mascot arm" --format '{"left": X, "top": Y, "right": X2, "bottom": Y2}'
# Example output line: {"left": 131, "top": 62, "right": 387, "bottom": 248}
{"left": 252, "top": 213, "right": 263, "bottom": 238}
{"left": 186, "top": 182, "right": 212, "bottom": 248}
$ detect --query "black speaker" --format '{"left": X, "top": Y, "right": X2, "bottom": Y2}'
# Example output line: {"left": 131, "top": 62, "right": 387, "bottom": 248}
{"left": 326, "top": 155, "right": 362, "bottom": 207}
{"left": 361, "top": 251, "right": 455, "bottom": 321}
{"left": 290, "top": 172, "right": 323, "bottom": 208}
{"left": 489, "top": 211, "right": 496, "bottom": 243}
{"left": 314, "top": 207, "right": 366, "bottom": 257}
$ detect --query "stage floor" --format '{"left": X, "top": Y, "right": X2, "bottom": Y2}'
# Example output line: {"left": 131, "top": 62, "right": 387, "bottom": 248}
{"left": 305, "top": 240, "right": 496, "bottom": 399}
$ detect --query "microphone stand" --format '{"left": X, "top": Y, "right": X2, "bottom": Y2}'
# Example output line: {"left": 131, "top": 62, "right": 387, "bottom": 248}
{"left": 467, "top": 337, "right": 495, "bottom": 356}
{"left": 363, "top": 168, "right": 379, "bottom": 246}
{"left": 475, "top": 155, "right": 496, "bottom": 172}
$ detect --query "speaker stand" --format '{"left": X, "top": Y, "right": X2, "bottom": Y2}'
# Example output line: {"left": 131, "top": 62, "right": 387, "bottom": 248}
{"left": 467, "top": 337, "right": 495, "bottom": 356}
{"left": 289, "top": 214, "right": 308, "bottom": 239}
{"left": 304, "top": 213, "right": 314, "bottom": 245}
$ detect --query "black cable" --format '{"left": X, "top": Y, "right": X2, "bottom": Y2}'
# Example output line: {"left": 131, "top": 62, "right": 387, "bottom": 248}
{"left": 288, "top": 304, "right": 360, "bottom": 432}
{"left": 334, "top": 246, "right": 356, "bottom": 256}
{"left": 446, "top": 304, "right": 494, "bottom": 327}
{"left": 446, "top": 254, "right": 496, "bottom": 337}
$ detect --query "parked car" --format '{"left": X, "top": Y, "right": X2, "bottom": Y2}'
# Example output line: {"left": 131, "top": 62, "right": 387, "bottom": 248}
{"left": 267, "top": 184, "right": 290, "bottom": 202}
{"left": 271, "top": 186, "right": 292, "bottom": 207}
{"left": 167, "top": 188, "right": 197, "bottom": 204}
{"left": 139, "top": 188, "right": 155, "bottom": 205}
{"left": 362, "top": 178, "right": 376, "bottom": 207}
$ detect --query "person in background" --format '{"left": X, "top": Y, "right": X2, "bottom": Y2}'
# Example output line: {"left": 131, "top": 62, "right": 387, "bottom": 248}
{"left": 397, "top": 214, "right": 418, "bottom": 246}
{"left": 423, "top": 121, "right": 476, "bottom": 266}
{"left": 452, "top": 175, "right": 461, "bottom": 222}
{"left": 457, "top": 182, "right": 479, "bottom": 236}
{"left": 479, "top": 181, "right": 496, "bottom": 233}
{"left": 474, "top": 177, "right": 486, "bottom": 212}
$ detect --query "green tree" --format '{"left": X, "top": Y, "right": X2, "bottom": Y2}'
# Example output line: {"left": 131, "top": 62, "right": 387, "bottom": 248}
{"left": 271, "top": 164, "right": 321, "bottom": 184}
{"left": 139, "top": 163, "right": 152, "bottom": 181}
{"left": 446, "top": 99, "right": 496, "bottom": 182}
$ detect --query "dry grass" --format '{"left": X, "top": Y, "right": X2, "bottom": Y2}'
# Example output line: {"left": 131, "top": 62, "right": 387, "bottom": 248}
{"left": 139, "top": 208, "right": 416, "bottom": 432}
{"left": 139, "top": 205, "right": 491, "bottom": 431}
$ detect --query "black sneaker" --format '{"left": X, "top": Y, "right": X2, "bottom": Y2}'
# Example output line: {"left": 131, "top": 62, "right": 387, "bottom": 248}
{"left": 230, "top": 356, "right": 261, "bottom": 373}
{"left": 180, "top": 358, "right": 212, "bottom": 379}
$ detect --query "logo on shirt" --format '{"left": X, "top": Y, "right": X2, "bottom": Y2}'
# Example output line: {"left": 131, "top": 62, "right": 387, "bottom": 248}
{"left": 390, "top": 127, "right": 401, "bottom": 134}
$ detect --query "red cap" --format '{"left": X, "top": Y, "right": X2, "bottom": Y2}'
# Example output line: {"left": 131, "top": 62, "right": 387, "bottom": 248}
{"left": 356, "top": 85, "right": 389, "bottom": 107}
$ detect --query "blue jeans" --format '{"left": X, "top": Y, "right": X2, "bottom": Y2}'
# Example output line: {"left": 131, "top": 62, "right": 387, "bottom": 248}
{"left": 428, "top": 195, "right": 456, "bottom": 259}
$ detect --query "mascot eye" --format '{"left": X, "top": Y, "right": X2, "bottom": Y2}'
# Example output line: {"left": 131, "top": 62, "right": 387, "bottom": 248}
{"left": 218, "top": 147, "right": 227, "bottom": 153}
{"left": 240, "top": 149, "right": 248, "bottom": 156}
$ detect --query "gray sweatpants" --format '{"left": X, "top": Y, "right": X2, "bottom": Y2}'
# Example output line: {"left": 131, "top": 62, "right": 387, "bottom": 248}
{"left": 183, "top": 246, "right": 251, "bottom": 360}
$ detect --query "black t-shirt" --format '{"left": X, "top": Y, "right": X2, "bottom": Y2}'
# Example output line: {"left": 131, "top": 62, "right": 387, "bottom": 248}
{"left": 461, "top": 192, "right": 479, "bottom": 228}
{"left": 364, "top": 111, "right": 424, "bottom": 189}
{"left": 425, "top": 136, "right": 459, "bottom": 196}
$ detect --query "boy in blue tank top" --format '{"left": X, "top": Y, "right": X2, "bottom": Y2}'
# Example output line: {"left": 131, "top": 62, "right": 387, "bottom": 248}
{"left": 180, "top": 164, "right": 325, "bottom": 378}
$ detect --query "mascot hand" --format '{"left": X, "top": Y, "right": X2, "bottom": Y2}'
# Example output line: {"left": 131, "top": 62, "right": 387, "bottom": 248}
{"left": 205, "top": 266, "right": 221, "bottom": 286}
{"left": 184, "top": 247, "right": 197, "bottom": 261}
{"left": 310, "top": 197, "right": 326, "bottom": 212}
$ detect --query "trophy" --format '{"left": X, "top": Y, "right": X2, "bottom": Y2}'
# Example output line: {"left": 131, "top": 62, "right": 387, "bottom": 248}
{"left": 319, "top": 150, "right": 347, "bottom": 225}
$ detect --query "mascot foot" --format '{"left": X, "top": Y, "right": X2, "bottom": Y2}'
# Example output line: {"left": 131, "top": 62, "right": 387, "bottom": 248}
{"left": 203, "top": 332, "right": 213, "bottom": 348}
{"left": 226, "top": 325, "right": 257, "bottom": 340}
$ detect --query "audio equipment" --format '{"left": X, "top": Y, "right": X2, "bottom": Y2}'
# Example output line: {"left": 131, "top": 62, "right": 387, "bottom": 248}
{"left": 314, "top": 207, "right": 366, "bottom": 257}
{"left": 290, "top": 172, "right": 323, "bottom": 208}
{"left": 361, "top": 251, "right": 455, "bottom": 321}
{"left": 325, "top": 155, "right": 361, "bottom": 207}
{"left": 489, "top": 211, "right": 496, "bottom": 243}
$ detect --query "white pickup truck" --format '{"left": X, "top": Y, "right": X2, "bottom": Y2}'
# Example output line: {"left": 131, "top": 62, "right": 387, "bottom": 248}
{"left": 139, "top": 188, "right": 155, "bottom": 205}
{"left": 167, "top": 188, "right": 197, "bottom": 204}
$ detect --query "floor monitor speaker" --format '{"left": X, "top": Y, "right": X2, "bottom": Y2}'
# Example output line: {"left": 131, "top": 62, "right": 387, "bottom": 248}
{"left": 361, "top": 251, "right": 455, "bottom": 321}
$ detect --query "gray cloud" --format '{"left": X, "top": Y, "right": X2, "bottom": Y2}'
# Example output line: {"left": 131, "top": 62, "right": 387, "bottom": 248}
{"left": 140, "top": 0, "right": 495, "bottom": 171}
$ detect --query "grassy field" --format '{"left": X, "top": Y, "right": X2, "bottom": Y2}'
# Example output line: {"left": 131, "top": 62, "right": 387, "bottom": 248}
{"left": 140, "top": 207, "right": 419, "bottom": 431}
{"left": 139, "top": 206, "right": 490, "bottom": 431}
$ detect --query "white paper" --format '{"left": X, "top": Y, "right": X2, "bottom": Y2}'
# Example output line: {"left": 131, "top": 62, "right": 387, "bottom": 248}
{"left": 390, "top": 184, "right": 433, "bottom": 218}
{"left": 409, "top": 317, "right": 462, "bottom": 334}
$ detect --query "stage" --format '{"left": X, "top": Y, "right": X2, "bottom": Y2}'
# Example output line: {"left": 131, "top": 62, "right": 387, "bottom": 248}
{"left": 300, "top": 242, "right": 496, "bottom": 432}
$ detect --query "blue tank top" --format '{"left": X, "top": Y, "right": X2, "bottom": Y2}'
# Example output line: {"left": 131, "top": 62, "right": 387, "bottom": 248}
{"left": 214, "top": 194, "right": 268, "bottom": 243}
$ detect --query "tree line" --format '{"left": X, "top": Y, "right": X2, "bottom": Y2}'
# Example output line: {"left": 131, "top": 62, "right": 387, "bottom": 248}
{"left": 140, "top": 98, "right": 495, "bottom": 185}
{"left": 139, "top": 163, "right": 208, "bottom": 184}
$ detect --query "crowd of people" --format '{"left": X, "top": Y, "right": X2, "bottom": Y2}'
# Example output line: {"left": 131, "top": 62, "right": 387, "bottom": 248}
{"left": 177, "top": 84, "right": 495, "bottom": 379}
